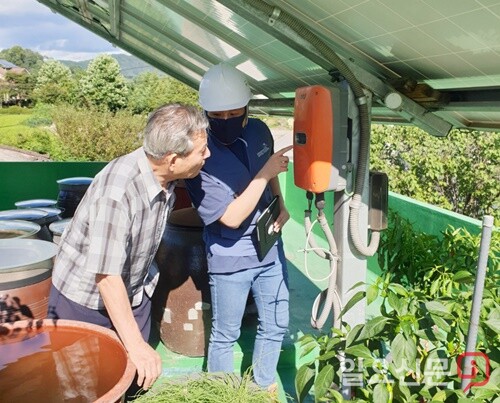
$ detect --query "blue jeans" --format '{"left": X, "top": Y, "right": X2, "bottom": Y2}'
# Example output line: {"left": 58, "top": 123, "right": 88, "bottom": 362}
{"left": 207, "top": 258, "right": 289, "bottom": 388}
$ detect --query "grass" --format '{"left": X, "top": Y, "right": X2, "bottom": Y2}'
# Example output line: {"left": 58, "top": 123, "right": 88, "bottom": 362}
{"left": 0, "top": 106, "right": 67, "bottom": 159}
{"left": 0, "top": 112, "right": 42, "bottom": 145}
{"left": 133, "top": 371, "right": 277, "bottom": 403}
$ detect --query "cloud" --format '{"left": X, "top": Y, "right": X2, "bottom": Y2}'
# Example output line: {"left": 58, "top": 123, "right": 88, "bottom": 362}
{"left": 0, "top": 0, "right": 126, "bottom": 61}
{"left": 0, "top": 0, "right": 51, "bottom": 16}
{"left": 44, "top": 49, "right": 128, "bottom": 62}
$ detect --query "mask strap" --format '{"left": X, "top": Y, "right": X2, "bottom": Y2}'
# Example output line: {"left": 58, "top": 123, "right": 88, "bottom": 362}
{"left": 243, "top": 105, "right": 249, "bottom": 127}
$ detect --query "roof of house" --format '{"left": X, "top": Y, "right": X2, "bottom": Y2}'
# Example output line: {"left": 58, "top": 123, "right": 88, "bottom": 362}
{"left": 0, "top": 59, "right": 17, "bottom": 69}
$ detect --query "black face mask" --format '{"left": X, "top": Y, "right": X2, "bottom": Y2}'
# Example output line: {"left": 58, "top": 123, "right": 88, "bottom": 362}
{"left": 208, "top": 114, "right": 246, "bottom": 145}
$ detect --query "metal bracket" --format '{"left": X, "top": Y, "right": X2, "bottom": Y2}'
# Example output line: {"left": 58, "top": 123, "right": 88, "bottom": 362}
{"left": 268, "top": 7, "right": 281, "bottom": 26}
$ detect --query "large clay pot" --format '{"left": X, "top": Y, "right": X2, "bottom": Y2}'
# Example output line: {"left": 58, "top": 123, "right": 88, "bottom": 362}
{"left": 0, "top": 239, "right": 58, "bottom": 323}
{"left": 0, "top": 319, "right": 136, "bottom": 403}
{"left": 0, "top": 220, "right": 41, "bottom": 240}
{"left": 152, "top": 207, "right": 211, "bottom": 357}
{"left": 36, "top": 207, "right": 64, "bottom": 242}
{"left": 173, "top": 179, "right": 192, "bottom": 210}
{"left": 56, "top": 177, "right": 93, "bottom": 218}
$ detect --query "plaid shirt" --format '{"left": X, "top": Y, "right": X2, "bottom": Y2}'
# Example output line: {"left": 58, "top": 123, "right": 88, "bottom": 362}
{"left": 52, "top": 147, "right": 175, "bottom": 309}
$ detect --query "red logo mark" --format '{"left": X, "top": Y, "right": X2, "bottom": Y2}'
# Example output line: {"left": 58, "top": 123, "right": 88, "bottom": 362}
{"left": 457, "top": 352, "right": 490, "bottom": 392}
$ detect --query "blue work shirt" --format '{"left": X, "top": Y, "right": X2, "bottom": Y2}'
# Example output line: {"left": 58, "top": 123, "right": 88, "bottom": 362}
{"left": 185, "top": 118, "right": 281, "bottom": 274}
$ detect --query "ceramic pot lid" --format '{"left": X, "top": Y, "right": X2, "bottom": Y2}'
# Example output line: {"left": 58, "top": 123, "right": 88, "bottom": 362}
{"left": 0, "top": 209, "right": 49, "bottom": 222}
{"left": 15, "top": 199, "right": 57, "bottom": 209}
{"left": 0, "top": 220, "right": 41, "bottom": 237}
{"left": 49, "top": 218, "right": 71, "bottom": 235}
{"left": 0, "top": 239, "right": 58, "bottom": 273}
{"left": 36, "top": 207, "right": 62, "bottom": 217}
{"left": 56, "top": 177, "right": 93, "bottom": 186}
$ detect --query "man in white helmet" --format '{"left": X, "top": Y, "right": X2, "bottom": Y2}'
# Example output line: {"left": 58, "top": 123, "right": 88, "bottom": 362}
{"left": 184, "top": 63, "right": 292, "bottom": 392}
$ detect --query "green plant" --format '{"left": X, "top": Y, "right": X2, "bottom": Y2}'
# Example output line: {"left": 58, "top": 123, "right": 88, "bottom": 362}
{"left": 0, "top": 106, "right": 32, "bottom": 115}
{"left": 296, "top": 279, "right": 499, "bottom": 402}
{"left": 127, "top": 73, "right": 199, "bottom": 114}
{"left": 295, "top": 214, "right": 500, "bottom": 402}
{"left": 133, "top": 371, "right": 276, "bottom": 403}
{"left": 50, "top": 104, "right": 144, "bottom": 161}
{"left": 370, "top": 125, "right": 500, "bottom": 223}
{"left": 22, "top": 115, "right": 52, "bottom": 127}
{"left": 33, "top": 60, "right": 75, "bottom": 104}
{"left": 78, "top": 54, "right": 129, "bottom": 112}
{"left": 378, "top": 212, "right": 499, "bottom": 298}
{"left": 14, "top": 129, "right": 66, "bottom": 159}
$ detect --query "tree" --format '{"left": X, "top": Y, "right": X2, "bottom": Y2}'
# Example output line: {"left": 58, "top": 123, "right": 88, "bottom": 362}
{"left": 128, "top": 72, "right": 166, "bottom": 114}
{"left": 370, "top": 124, "right": 500, "bottom": 223}
{"left": 127, "top": 72, "right": 198, "bottom": 114}
{"left": 0, "top": 71, "right": 35, "bottom": 103}
{"left": 163, "top": 78, "right": 198, "bottom": 106}
{"left": 33, "top": 60, "right": 75, "bottom": 104}
{"left": 0, "top": 45, "right": 44, "bottom": 72}
{"left": 78, "top": 54, "right": 129, "bottom": 112}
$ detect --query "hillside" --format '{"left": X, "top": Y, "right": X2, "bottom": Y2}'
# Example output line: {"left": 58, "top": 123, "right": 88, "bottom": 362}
{"left": 60, "top": 54, "right": 165, "bottom": 79}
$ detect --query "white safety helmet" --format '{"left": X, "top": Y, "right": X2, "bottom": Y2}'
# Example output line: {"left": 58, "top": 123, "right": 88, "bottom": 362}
{"left": 199, "top": 63, "right": 252, "bottom": 112}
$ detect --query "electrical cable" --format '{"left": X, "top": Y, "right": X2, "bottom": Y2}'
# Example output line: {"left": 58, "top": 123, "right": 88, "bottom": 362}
{"left": 301, "top": 198, "right": 342, "bottom": 330}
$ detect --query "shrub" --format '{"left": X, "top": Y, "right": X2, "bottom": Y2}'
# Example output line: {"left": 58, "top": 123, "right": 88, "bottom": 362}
{"left": 15, "top": 129, "right": 67, "bottom": 160}
{"left": 51, "top": 105, "right": 145, "bottom": 161}
{"left": 22, "top": 116, "right": 52, "bottom": 127}
{"left": 370, "top": 125, "right": 500, "bottom": 223}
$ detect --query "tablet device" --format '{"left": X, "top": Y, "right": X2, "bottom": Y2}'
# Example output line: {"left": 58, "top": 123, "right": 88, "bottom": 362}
{"left": 255, "top": 195, "right": 280, "bottom": 261}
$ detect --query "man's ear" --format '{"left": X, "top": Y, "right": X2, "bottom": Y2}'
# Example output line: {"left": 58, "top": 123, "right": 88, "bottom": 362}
{"left": 165, "top": 153, "right": 178, "bottom": 173}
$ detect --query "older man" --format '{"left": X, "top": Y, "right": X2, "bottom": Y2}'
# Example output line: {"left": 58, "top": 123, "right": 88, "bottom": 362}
{"left": 48, "top": 104, "right": 210, "bottom": 391}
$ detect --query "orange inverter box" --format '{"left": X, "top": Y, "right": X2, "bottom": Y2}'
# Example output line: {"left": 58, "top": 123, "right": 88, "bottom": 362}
{"left": 293, "top": 85, "right": 348, "bottom": 193}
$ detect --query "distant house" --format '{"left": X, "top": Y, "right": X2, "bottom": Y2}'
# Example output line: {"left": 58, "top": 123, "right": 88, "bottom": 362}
{"left": 0, "top": 59, "right": 29, "bottom": 80}
{"left": 0, "top": 60, "right": 31, "bottom": 107}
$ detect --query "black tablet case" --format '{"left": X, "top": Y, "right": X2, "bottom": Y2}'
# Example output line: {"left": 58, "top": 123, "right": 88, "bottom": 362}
{"left": 255, "top": 195, "right": 280, "bottom": 261}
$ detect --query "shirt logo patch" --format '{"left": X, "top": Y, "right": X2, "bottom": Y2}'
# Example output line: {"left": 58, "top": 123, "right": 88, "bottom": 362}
{"left": 257, "top": 143, "right": 270, "bottom": 158}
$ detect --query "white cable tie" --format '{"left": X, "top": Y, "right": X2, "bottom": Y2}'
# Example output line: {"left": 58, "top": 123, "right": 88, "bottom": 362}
{"left": 330, "top": 252, "right": 341, "bottom": 262}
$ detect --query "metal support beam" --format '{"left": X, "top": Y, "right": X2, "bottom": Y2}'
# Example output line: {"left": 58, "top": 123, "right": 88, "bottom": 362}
{"left": 75, "top": 0, "right": 92, "bottom": 22}
{"left": 109, "top": 0, "right": 121, "bottom": 39}
{"left": 440, "top": 88, "right": 500, "bottom": 112}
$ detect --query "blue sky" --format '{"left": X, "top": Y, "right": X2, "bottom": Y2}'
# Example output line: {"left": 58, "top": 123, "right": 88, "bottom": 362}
{"left": 0, "top": 0, "right": 127, "bottom": 61}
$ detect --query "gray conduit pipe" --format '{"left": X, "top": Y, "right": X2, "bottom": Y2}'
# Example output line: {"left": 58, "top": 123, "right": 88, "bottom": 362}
{"left": 248, "top": 0, "right": 380, "bottom": 256}
{"left": 461, "top": 215, "right": 494, "bottom": 392}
